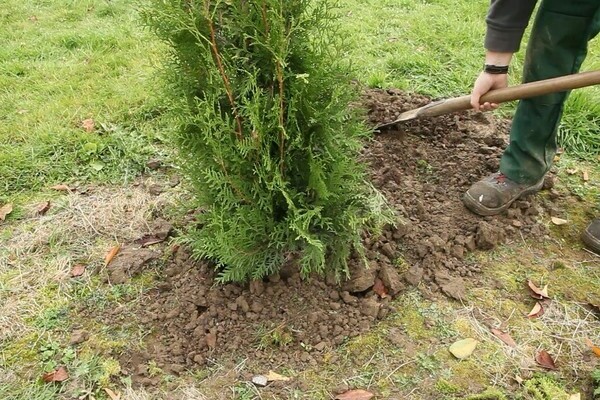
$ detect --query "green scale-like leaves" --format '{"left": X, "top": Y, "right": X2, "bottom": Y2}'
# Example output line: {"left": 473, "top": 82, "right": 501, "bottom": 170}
{"left": 143, "top": 0, "right": 392, "bottom": 282}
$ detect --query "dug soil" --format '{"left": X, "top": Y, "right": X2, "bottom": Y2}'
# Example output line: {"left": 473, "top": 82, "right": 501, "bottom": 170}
{"left": 102, "top": 90, "right": 563, "bottom": 392}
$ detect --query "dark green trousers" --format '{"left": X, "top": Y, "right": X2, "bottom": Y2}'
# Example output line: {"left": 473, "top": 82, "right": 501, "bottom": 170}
{"left": 500, "top": 0, "right": 600, "bottom": 184}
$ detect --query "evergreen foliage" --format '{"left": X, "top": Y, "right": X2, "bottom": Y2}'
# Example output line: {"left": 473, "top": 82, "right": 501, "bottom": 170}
{"left": 143, "top": 0, "right": 391, "bottom": 282}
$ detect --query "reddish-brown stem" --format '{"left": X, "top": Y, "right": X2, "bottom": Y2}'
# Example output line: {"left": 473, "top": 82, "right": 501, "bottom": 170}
{"left": 204, "top": 3, "right": 243, "bottom": 140}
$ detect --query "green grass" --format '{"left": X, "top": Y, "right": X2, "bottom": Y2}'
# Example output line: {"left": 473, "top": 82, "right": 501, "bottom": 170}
{"left": 1, "top": 0, "right": 599, "bottom": 202}
{"left": 0, "top": 0, "right": 171, "bottom": 198}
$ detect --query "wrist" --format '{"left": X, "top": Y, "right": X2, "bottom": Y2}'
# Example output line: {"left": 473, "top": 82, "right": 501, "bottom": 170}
{"left": 484, "top": 50, "right": 513, "bottom": 67}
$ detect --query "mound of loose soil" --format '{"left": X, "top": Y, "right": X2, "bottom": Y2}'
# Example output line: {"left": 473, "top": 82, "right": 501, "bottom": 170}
{"left": 107, "top": 90, "right": 560, "bottom": 386}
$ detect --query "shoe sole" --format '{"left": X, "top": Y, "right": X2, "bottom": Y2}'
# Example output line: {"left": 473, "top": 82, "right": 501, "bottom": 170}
{"left": 582, "top": 229, "right": 600, "bottom": 255}
{"left": 462, "top": 180, "right": 544, "bottom": 217}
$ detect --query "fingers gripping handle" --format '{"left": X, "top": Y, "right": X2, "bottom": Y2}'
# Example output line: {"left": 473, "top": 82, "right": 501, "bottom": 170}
{"left": 417, "top": 70, "right": 600, "bottom": 119}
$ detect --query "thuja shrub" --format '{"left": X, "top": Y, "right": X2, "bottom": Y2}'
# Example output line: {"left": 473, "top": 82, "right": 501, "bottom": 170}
{"left": 143, "top": 0, "right": 391, "bottom": 282}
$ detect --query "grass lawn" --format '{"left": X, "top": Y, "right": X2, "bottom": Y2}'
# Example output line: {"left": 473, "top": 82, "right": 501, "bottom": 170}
{"left": 1, "top": 1, "right": 600, "bottom": 399}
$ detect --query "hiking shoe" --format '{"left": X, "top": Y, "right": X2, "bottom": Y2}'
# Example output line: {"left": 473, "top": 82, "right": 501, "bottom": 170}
{"left": 463, "top": 172, "right": 544, "bottom": 216}
{"left": 582, "top": 219, "right": 600, "bottom": 255}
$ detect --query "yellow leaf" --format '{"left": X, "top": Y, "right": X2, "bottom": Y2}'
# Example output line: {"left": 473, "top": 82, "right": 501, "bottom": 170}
{"left": 104, "top": 388, "right": 121, "bottom": 400}
{"left": 449, "top": 338, "right": 478, "bottom": 359}
{"left": 551, "top": 217, "right": 568, "bottom": 226}
{"left": 265, "top": 370, "right": 291, "bottom": 382}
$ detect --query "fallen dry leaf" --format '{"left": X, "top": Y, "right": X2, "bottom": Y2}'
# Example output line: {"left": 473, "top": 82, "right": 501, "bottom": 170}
{"left": 491, "top": 328, "right": 517, "bottom": 348}
{"left": 70, "top": 264, "right": 86, "bottom": 278}
{"left": 265, "top": 370, "right": 291, "bottom": 382}
{"left": 535, "top": 350, "right": 557, "bottom": 370}
{"left": 527, "top": 280, "right": 550, "bottom": 299}
{"left": 104, "top": 245, "right": 121, "bottom": 267}
{"left": 551, "top": 217, "right": 568, "bottom": 226}
{"left": 373, "top": 278, "right": 388, "bottom": 299}
{"left": 583, "top": 170, "right": 589, "bottom": 182}
{"left": 0, "top": 203, "right": 13, "bottom": 221}
{"left": 569, "top": 393, "right": 581, "bottom": 400}
{"left": 42, "top": 366, "right": 69, "bottom": 383}
{"left": 527, "top": 302, "right": 545, "bottom": 319}
{"left": 81, "top": 118, "right": 95, "bottom": 133}
{"left": 50, "top": 184, "right": 72, "bottom": 192}
{"left": 104, "top": 388, "right": 121, "bottom": 400}
{"left": 584, "top": 338, "right": 600, "bottom": 357}
{"left": 134, "top": 235, "right": 165, "bottom": 248}
{"left": 449, "top": 338, "right": 478, "bottom": 359}
{"left": 37, "top": 201, "right": 51, "bottom": 215}
{"left": 536, "top": 350, "right": 558, "bottom": 369}
{"left": 566, "top": 168, "right": 578, "bottom": 175}
{"left": 334, "top": 389, "right": 375, "bottom": 400}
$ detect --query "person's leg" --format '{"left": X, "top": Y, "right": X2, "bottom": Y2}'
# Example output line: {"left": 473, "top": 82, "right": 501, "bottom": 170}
{"left": 464, "top": 0, "right": 600, "bottom": 216}
{"left": 500, "top": 0, "right": 600, "bottom": 184}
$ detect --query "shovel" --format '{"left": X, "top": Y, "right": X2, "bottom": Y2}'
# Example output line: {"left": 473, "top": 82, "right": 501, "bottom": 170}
{"left": 376, "top": 70, "right": 600, "bottom": 130}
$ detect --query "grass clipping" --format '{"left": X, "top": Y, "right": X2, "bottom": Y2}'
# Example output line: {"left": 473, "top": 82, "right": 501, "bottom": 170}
{"left": 143, "top": 0, "right": 391, "bottom": 282}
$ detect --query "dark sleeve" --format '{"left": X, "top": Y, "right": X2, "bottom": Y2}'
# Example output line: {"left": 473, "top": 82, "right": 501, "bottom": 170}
{"left": 485, "top": 0, "right": 537, "bottom": 53}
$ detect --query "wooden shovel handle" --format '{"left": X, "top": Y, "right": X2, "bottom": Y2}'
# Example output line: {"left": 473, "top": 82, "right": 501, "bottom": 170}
{"left": 417, "top": 70, "right": 600, "bottom": 118}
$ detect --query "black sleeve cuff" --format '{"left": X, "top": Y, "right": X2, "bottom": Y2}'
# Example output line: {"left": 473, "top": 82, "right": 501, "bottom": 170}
{"left": 485, "top": 24, "right": 524, "bottom": 53}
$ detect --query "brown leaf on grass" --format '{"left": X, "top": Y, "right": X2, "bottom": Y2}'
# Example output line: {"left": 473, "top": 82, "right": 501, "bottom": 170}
{"left": 0, "top": 204, "right": 13, "bottom": 221}
{"left": 37, "top": 201, "right": 51, "bottom": 215}
{"left": 491, "top": 328, "right": 517, "bottom": 348}
{"left": 134, "top": 235, "right": 165, "bottom": 248}
{"left": 334, "top": 389, "right": 375, "bottom": 400}
{"left": 584, "top": 338, "right": 600, "bottom": 357}
{"left": 81, "top": 118, "right": 95, "bottom": 133}
{"left": 70, "top": 264, "right": 86, "bottom": 278}
{"left": 527, "top": 280, "right": 550, "bottom": 299}
{"left": 42, "top": 366, "right": 69, "bottom": 383}
{"left": 535, "top": 350, "right": 557, "bottom": 370}
{"left": 50, "top": 184, "right": 72, "bottom": 192}
{"left": 104, "top": 388, "right": 121, "bottom": 400}
{"left": 527, "top": 302, "right": 545, "bottom": 319}
{"left": 373, "top": 278, "right": 388, "bottom": 299}
{"left": 265, "top": 370, "right": 291, "bottom": 382}
{"left": 104, "top": 245, "right": 121, "bottom": 267}
{"left": 583, "top": 170, "right": 589, "bottom": 182}
{"left": 566, "top": 168, "right": 578, "bottom": 175}
{"left": 551, "top": 217, "right": 568, "bottom": 226}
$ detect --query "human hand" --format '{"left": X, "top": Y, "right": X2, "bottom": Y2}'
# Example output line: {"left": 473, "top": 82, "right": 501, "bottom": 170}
{"left": 470, "top": 72, "right": 508, "bottom": 112}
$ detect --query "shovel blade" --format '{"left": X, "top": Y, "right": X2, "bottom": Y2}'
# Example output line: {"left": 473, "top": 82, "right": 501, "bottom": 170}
{"left": 374, "top": 108, "right": 419, "bottom": 130}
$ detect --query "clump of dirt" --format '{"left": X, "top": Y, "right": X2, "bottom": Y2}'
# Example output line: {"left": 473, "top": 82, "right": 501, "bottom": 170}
{"left": 105, "top": 89, "right": 560, "bottom": 386}
{"left": 121, "top": 249, "right": 399, "bottom": 385}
